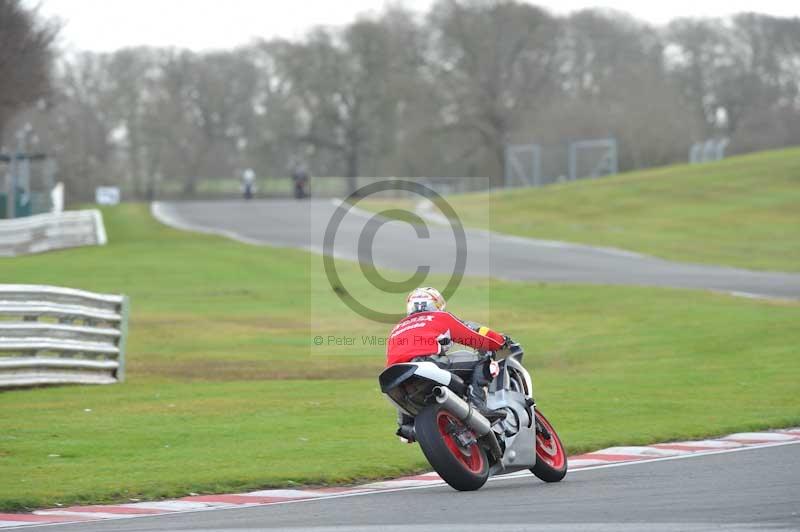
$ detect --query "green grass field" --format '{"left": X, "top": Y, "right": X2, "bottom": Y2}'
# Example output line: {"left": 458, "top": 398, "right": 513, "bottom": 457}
{"left": 0, "top": 204, "right": 798, "bottom": 511}
{"left": 362, "top": 147, "right": 800, "bottom": 271}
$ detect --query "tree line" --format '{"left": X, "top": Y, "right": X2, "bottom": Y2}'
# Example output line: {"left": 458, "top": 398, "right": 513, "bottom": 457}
{"left": 2, "top": 0, "right": 800, "bottom": 200}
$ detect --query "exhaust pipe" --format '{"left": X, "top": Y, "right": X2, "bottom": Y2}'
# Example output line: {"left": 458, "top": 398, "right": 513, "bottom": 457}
{"left": 433, "top": 386, "right": 503, "bottom": 460}
{"left": 433, "top": 385, "right": 491, "bottom": 435}
{"left": 433, "top": 386, "right": 505, "bottom": 462}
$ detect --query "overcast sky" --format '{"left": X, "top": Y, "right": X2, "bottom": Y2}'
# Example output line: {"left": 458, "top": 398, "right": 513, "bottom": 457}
{"left": 33, "top": 0, "right": 800, "bottom": 52}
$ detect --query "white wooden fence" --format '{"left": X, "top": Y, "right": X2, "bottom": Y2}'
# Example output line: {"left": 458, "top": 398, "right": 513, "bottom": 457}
{"left": 0, "top": 285, "right": 129, "bottom": 388}
{"left": 0, "top": 210, "right": 107, "bottom": 257}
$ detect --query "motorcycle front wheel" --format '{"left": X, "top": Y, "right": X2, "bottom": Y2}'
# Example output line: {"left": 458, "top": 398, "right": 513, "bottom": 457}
{"left": 530, "top": 408, "right": 568, "bottom": 482}
{"left": 415, "top": 404, "right": 489, "bottom": 491}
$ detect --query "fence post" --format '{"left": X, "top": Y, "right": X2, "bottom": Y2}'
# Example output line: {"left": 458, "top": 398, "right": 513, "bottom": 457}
{"left": 532, "top": 145, "right": 542, "bottom": 186}
{"left": 504, "top": 147, "right": 512, "bottom": 187}
{"left": 504, "top": 144, "right": 542, "bottom": 187}
{"left": 116, "top": 295, "right": 130, "bottom": 383}
{"left": 609, "top": 138, "right": 618, "bottom": 175}
{"left": 689, "top": 142, "right": 702, "bottom": 163}
{"left": 568, "top": 143, "right": 577, "bottom": 181}
{"left": 715, "top": 138, "right": 730, "bottom": 160}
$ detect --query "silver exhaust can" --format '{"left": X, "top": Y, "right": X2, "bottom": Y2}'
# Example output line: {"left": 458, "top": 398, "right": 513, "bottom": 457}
{"left": 433, "top": 385, "right": 492, "bottom": 436}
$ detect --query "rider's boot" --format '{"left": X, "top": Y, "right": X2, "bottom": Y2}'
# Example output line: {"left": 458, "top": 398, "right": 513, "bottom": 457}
{"left": 396, "top": 411, "right": 415, "bottom": 443}
{"left": 467, "top": 358, "right": 506, "bottom": 423}
{"left": 469, "top": 384, "right": 506, "bottom": 423}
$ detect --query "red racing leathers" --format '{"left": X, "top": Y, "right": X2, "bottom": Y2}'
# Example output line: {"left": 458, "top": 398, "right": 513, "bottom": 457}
{"left": 386, "top": 311, "right": 505, "bottom": 366}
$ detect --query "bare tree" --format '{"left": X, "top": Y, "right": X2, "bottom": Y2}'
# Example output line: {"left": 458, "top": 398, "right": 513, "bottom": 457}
{"left": 666, "top": 14, "right": 800, "bottom": 152}
{"left": 0, "top": 0, "right": 58, "bottom": 141}
{"left": 48, "top": 52, "right": 117, "bottom": 201}
{"left": 246, "top": 40, "right": 305, "bottom": 179}
{"left": 25, "top": 2, "right": 800, "bottom": 200}
{"left": 273, "top": 30, "right": 369, "bottom": 192}
{"left": 427, "top": 0, "right": 560, "bottom": 180}
{"left": 550, "top": 10, "right": 698, "bottom": 169}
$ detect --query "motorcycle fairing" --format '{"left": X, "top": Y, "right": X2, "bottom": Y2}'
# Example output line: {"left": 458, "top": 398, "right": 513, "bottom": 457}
{"left": 487, "top": 387, "right": 538, "bottom": 474}
{"left": 493, "top": 352, "right": 534, "bottom": 401}
{"left": 379, "top": 362, "right": 451, "bottom": 392}
{"left": 486, "top": 355, "right": 538, "bottom": 474}
{"left": 379, "top": 362, "right": 455, "bottom": 416}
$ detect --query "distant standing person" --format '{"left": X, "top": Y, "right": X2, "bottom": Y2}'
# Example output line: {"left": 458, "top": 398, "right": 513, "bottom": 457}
{"left": 241, "top": 168, "right": 255, "bottom": 200}
{"left": 292, "top": 164, "right": 309, "bottom": 199}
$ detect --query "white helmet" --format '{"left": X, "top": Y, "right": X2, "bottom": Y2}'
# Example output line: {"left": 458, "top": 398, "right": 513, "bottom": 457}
{"left": 406, "top": 287, "right": 446, "bottom": 315}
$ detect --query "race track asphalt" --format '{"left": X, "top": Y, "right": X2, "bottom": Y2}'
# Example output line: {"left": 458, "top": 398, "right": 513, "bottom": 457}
{"left": 153, "top": 199, "right": 800, "bottom": 300}
{"left": 24, "top": 442, "right": 800, "bottom": 531}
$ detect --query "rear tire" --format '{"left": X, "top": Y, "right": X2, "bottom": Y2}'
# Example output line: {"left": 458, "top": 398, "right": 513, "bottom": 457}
{"left": 530, "top": 408, "right": 568, "bottom": 482}
{"left": 415, "top": 404, "right": 489, "bottom": 491}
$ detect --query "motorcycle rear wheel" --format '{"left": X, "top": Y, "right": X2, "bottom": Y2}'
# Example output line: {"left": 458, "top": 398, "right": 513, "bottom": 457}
{"left": 530, "top": 408, "right": 568, "bottom": 482}
{"left": 415, "top": 404, "right": 489, "bottom": 491}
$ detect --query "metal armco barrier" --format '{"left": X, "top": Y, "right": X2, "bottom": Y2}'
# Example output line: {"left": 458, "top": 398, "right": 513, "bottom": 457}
{"left": 0, "top": 209, "right": 107, "bottom": 257}
{"left": 0, "top": 285, "right": 129, "bottom": 388}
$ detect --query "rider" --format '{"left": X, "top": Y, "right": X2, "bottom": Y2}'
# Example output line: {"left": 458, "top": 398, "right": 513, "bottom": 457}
{"left": 241, "top": 168, "right": 256, "bottom": 199}
{"left": 386, "top": 287, "right": 507, "bottom": 441}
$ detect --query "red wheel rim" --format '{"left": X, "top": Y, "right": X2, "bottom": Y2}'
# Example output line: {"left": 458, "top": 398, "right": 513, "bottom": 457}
{"left": 535, "top": 410, "right": 566, "bottom": 470}
{"left": 436, "top": 410, "right": 484, "bottom": 474}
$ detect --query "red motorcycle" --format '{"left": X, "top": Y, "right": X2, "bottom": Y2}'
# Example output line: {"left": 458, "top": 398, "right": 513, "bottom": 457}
{"left": 379, "top": 339, "right": 567, "bottom": 491}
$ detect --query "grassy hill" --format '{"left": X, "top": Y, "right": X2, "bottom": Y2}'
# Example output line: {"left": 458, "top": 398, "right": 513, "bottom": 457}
{"left": 0, "top": 204, "right": 798, "bottom": 510}
{"left": 366, "top": 147, "right": 800, "bottom": 271}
